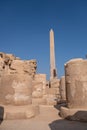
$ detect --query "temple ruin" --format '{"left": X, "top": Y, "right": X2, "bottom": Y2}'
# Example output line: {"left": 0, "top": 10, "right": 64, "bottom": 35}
{"left": 0, "top": 30, "right": 87, "bottom": 122}
{"left": 0, "top": 51, "right": 59, "bottom": 119}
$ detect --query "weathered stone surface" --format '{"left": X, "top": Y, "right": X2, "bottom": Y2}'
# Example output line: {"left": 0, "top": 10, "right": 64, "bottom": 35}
{"left": 32, "top": 74, "right": 60, "bottom": 105}
{"left": 60, "top": 58, "right": 87, "bottom": 122}
{"left": 32, "top": 74, "right": 47, "bottom": 105}
{"left": 34, "top": 74, "right": 46, "bottom": 82}
{"left": 49, "top": 78, "right": 60, "bottom": 101}
{"left": 65, "top": 58, "right": 87, "bottom": 108}
{"left": 0, "top": 52, "right": 16, "bottom": 60}
{"left": 50, "top": 29, "right": 57, "bottom": 79}
{"left": 0, "top": 52, "right": 37, "bottom": 78}
{"left": 46, "top": 88, "right": 59, "bottom": 95}
{"left": 60, "top": 107, "right": 87, "bottom": 122}
{"left": 2, "top": 105, "right": 39, "bottom": 119}
{"left": 32, "top": 98, "right": 46, "bottom": 105}
{"left": 0, "top": 51, "right": 61, "bottom": 120}
{"left": 49, "top": 78, "right": 60, "bottom": 88}
{"left": 32, "top": 74, "right": 46, "bottom": 98}
{"left": 60, "top": 76, "right": 66, "bottom": 101}
{"left": 32, "top": 91, "right": 43, "bottom": 98}
{"left": 32, "top": 82, "right": 43, "bottom": 98}
{"left": 0, "top": 52, "right": 39, "bottom": 119}
{"left": 44, "top": 94, "right": 57, "bottom": 105}
{"left": 0, "top": 74, "right": 32, "bottom": 105}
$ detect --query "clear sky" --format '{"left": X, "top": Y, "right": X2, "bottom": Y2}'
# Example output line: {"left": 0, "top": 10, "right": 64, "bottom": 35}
{"left": 0, "top": 0, "right": 87, "bottom": 79}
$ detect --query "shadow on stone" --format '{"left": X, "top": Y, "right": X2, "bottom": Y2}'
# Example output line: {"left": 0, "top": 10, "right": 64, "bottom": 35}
{"left": 49, "top": 118, "right": 87, "bottom": 130}
{"left": 60, "top": 106, "right": 87, "bottom": 122}
{"left": 0, "top": 106, "right": 4, "bottom": 124}
{"left": 65, "top": 111, "right": 87, "bottom": 122}
{"left": 54, "top": 102, "right": 67, "bottom": 111}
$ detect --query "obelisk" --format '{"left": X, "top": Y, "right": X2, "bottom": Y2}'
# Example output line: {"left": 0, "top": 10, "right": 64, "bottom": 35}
{"left": 50, "top": 29, "right": 57, "bottom": 80}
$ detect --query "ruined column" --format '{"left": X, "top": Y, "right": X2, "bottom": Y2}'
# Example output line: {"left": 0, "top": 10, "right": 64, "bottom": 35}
{"left": 50, "top": 29, "right": 57, "bottom": 80}
{"left": 60, "top": 58, "right": 87, "bottom": 121}
{"left": 65, "top": 58, "right": 87, "bottom": 108}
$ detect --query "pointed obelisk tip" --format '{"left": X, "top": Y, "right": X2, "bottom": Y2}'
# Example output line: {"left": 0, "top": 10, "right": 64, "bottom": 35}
{"left": 50, "top": 29, "right": 53, "bottom": 32}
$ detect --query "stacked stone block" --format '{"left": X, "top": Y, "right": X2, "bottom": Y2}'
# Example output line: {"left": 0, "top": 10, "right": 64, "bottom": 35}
{"left": 0, "top": 52, "right": 39, "bottom": 119}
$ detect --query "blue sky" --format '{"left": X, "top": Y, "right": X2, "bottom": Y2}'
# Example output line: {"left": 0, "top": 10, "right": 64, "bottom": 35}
{"left": 0, "top": 0, "right": 87, "bottom": 79}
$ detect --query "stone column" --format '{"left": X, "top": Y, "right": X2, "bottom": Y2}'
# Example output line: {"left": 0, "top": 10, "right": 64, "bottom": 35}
{"left": 65, "top": 58, "right": 87, "bottom": 108}
{"left": 60, "top": 59, "right": 87, "bottom": 121}
{"left": 50, "top": 29, "right": 57, "bottom": 80}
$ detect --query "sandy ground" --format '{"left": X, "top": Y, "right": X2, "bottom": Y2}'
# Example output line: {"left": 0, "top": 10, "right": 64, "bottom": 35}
{"left": 0, "top": 105, "right": 87, "bottom": 130}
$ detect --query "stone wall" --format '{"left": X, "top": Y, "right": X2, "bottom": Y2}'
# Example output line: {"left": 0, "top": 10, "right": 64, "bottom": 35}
{"left": 0, "top": 52, "right": 37, "bottom": 105}
{"left": 0, "top": 52, "right": 39, "bottom": 119}
{"left": 32, "top": 74, "right": 60, "bottom": 105}
{"left": 0, "top": 52, "right": 60, "bottom": 119}
{"left": 33, "top": 74, "right": 47, "bottom": 96}
{"left": 32, "top": 74, "right": 47, "bottom": 105}
{"left": 0, "top": 52, "right": 36, "bottom": 78}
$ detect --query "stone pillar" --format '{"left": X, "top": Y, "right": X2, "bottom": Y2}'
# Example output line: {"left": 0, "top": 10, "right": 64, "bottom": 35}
{"left": 65, "top": 58, "right": 87, "bottom": 108}
{"left": 60, "top": 59, "right": 87, "bottom": 121}
{"left": 60, "top": 76, "right": 66, "bottom": 101}
{"left": 50, "top": 29, "right": 57, "bottom": 80}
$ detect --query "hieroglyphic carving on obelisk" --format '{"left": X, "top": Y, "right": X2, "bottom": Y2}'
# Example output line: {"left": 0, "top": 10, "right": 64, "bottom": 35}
{"left": 50, "top": 29, "right": 57, "bottom": 80}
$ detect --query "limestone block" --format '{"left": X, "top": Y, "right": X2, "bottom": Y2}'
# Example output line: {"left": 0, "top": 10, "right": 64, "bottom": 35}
{"left": 0, "top": 58, "right": 5, "bottom": 72}
{"left": 34, "top": 74, "right": 47, "bottom": 95}
{"left": 6, "top": 112, "right": 26, "bottom": 119}
{"left": 3, "top": 105, "right": 40, "bottom": 119}
{"left": 32, "top": 91, "right": 43, "bottom": 98}
{"left": 32, "top": 82, "right": 43, "bottom": 98}
{"left": 10, "top": 60, "right": 25, "bottom": 74}
{"left": 60, "top": 107, "right": 87, "bottom": 122}
{"left": 34, "top": 74, "right": 46, "bottom": 83}
{"left": 0, "top": 52, "right": 6, "bottom": 58}
{"left": 32, "top": 98, "right": 46, "bottom": 105}
{"left": 0, "top": 53, "right": 16, "bottom": 68}
{"left": 46, "top": 88, "right": 59, "bottom": 95}
{"left": 0, "top": 52, "right": 37, "bottom": 78}
{"left": 24, "top": 60, "right": 37, "bottom": 76}
{"left": 0, "top": 74, "right": 32, "bottom": 105}
{"left": 46, "top": 98, "right": 57, "bottom": 105}
{"left": 44, "top": 94, "right": 57, "bottom": 105}
{"left": 6, "top": 54, "right": 16, "bottom": 60}
{"left": 50, "top": 78, "right": 60, "bottom": 88}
